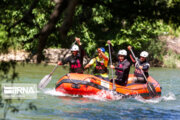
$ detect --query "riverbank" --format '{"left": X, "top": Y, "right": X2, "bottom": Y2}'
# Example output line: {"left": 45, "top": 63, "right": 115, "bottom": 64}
{"left": 0, "top": 35, "right": 180, "bottom": 68}
{"left": 0, "top": 48, "right": 89, "bottom": 65}
{"left": 159, "top": 35, "right": 180, "bottom": 68}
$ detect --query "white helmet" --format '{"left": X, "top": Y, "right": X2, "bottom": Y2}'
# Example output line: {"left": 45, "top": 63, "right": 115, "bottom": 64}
{"left": 71, "top": 45, "right": 79, "bottom": 51}
{"left": 140, "top": 51, "right": 149, "bottom": 57}
{"left": 118, "top": 49, "right": 127, "bottom": 56}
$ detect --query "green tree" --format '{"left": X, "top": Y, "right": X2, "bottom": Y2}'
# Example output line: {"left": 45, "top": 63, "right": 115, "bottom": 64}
{"left": 0, "top": 0, "right": 180, "bottom": 63}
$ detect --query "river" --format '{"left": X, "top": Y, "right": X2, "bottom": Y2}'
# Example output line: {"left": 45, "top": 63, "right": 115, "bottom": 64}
{"left": 1, "top": 64, "right": 180, "bottom": 120}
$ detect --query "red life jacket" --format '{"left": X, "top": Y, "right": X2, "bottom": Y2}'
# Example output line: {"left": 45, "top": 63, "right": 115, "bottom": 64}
{"left": 70, "top": 58, "right": 83, "bottom": 73}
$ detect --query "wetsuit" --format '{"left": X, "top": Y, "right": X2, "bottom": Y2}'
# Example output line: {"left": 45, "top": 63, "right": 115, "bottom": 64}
{"left": 134, "top": 59, "right": 150, "bottom": 83}
{"left": 115, "top": 59, "right": 131, "bottom": 86}
{"left": 62, "top": 45, "right": 85, "bottom": 73}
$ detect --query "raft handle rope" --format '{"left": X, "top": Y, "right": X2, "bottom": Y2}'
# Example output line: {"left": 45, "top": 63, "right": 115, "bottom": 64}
{"left": 67, "top": 74, "right": 77, "bottom": 84}
{"left": 66, "top": 74, "right": 96, "bottom": 85}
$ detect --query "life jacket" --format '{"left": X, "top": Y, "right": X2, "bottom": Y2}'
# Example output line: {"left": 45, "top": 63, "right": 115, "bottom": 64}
{"left": 70, "top": 56, "right": 83, "bottom": 73}
{"left": 93, "top": 59, "right": 108, "bottom": 74}
{"left": 115, "top": 59, "right": 127, "bottom": 79}
{"left": 134, "top": 60, "right": 149, "bottom": 78}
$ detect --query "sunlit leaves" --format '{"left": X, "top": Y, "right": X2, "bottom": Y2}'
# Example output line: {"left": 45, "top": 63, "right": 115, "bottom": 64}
{"left": 92, "top": 5, "right": 112, "bottom": 24}
{"left": 0, "top": 25, "right": 10, "bottom": 53}
{"left": 80, "top": 23, "right": 96, "bottom": 53}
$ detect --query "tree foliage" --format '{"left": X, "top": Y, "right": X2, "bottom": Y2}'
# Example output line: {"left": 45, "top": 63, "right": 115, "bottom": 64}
{"left": 0, "top": 0, "right": 179, "bottom": 63}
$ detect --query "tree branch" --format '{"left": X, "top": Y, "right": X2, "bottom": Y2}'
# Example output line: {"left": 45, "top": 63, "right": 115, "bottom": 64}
{"left": 59, "top": 0, "right": 79, "bottom": 40}
{"left": 37, "top": 0, "right": 68, "bottom": 63}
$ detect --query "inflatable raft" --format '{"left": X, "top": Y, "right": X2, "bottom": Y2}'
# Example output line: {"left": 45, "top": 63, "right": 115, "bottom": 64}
{"left": 55, "top": 73, "right": 161, "bottom": 99}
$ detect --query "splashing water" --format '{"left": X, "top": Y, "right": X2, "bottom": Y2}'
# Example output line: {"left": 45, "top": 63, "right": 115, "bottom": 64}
{"left": 135, "top": 92, "right": 176, "bottom": 103}
{"left": 41, "top": 88, "right": 124, "bottom": 101}
{"left": 83, "top": 90, "right": 124, "bottom": 101}
{"left": 42, "top": 88, "right": 67, "bottom": 96}
{"left": 161, "top": 92, "right": 176, "bottom": 101}
{"left": 40, "top": 87, "right": 176, "bottom": 104}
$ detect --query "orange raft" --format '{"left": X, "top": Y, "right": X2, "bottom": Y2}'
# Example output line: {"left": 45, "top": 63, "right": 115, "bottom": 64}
{"left": 55, "top": 73, "right": 161, "bottom": 99}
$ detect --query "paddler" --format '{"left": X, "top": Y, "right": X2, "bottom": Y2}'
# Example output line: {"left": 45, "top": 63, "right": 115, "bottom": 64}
{"left": 58, "top": 37, "right": 85, "bottom": 73}
{"left": 128, "top": 46, "right": 150, "bottom": 83}
{"left": 84, "top": 47, "right": 109, "bottom": 81}
{"left": 107, "top": 41, "right": 131, "bottom": 86}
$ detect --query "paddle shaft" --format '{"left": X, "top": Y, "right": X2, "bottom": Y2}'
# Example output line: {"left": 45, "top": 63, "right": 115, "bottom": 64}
{"left": 50, "top": 64, "right": 59, "bottom": 75}
{"left": 38, "top": 64, "right": 58, "bottom": 89}
{"left": 71, "top": 41, "right": 77, "bottom": 47}
{"left": 108, "top": 44, "right": 116, "bottom": 90}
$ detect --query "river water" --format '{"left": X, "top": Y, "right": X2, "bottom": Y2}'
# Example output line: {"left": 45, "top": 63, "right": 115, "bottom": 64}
{"left": 1, "top": 64, "right": 180, "bottom": 120}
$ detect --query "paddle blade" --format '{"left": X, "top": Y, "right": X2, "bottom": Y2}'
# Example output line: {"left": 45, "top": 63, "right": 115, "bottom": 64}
{"left": 147, "top": 82, "right": 157, "bottom": 98}
{"left": 38, "top": 75, "right": 52, "bottom": 89}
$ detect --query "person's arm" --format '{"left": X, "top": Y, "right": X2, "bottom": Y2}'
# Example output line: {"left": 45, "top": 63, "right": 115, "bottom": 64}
{"left": 142, "top": 63, "right": 150, "bottom": 71}
{"left": 129, "top": 54, "right": 136, "bottom": 63}
{"left": 97, "top": 48, "right": 109, "bottom": 61}
{"left": 127, "top": 46, "right": 136, "bottom": 63}
{"left": 58, "top": 56, "right": 70, "bottom": 65}
{"left": 84, "top": 63, "right": 91, "bottom": 69}
{"left": 75, "top": 37, "right": 85, "bottom": 65}
{"left": 84, "top": 58, "right": 95, "bottom": 69}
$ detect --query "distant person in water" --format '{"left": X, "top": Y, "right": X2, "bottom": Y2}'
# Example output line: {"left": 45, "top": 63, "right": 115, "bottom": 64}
{"left": 128, "top": 46, "right": 150, "bottom": 83}
{"left": 58, "top": 37, "right": 85, "bottom": 73}
{"left": 108, "top": 41, "right": 131, "bottom": 86}
{"left": 84, "top": 47, "right": 109, "bottom": 81}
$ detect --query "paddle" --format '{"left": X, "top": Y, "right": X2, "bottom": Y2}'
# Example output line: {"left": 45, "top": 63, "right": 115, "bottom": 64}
{"left": 38, "top": 64, "right": 59, "bottom": 89}
{"left": 128, "top": 47, "right": 157, "bottom": 97}
{"left": 108, "top": 42, "right": 116, "bottom": 91}
{"left": 38, "top": 41, "right": 77, "bottom": 89}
